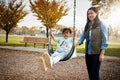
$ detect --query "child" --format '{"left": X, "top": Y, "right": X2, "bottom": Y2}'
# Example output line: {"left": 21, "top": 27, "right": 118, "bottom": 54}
{"left": 50, "top": 28, "right": 77, "bottom": 64}
{"left": 38, "top": 28, "right": 77, "bottom": 71}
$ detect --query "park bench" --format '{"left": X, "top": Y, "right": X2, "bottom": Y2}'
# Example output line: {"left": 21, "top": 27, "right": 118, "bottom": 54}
{"left": 22, "top": 37, "right": 49, "bottom": 48}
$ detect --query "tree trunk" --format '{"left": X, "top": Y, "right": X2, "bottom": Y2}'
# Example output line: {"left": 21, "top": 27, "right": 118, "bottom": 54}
{"left": 46, "top": 27, "right": 49, "bottom": 38}
{"left": 5, "top": 31, "right": 9, "bottom": 43}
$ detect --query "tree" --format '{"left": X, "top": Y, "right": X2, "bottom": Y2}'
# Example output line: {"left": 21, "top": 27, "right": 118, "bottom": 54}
{"left": 90, "top": 0, "right": 120, "bottom": 19}
{"left": 29, "top": 26, "right": 37, "bottom": 36}
{"left": 91, "top": 0, "right": 101, "bottom": 5}
{"left": 21, "top": 26, "right": 29, "bottom": 35}
{"left": 0, "top": 0, "right": 28, "bottom": 43}
{"left": 29, "top": 0, "right": 69, "bottom": 37}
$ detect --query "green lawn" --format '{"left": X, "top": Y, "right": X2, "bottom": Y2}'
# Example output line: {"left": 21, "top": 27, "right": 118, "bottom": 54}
{"left": 0, "top": 34, "right": 120, "bottom": 57}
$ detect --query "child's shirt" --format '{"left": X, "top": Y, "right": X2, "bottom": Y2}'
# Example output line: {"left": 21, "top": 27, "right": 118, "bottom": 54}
{"left": 57, "top": 40, "right": 68, "bottom": 52}
{"left": 54, "top": 37, "right": 77, "bottom": 58}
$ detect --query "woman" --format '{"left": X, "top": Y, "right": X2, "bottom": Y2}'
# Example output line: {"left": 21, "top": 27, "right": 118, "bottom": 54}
{"left": 77, "top": 7, "right": 108, "bottom": 80}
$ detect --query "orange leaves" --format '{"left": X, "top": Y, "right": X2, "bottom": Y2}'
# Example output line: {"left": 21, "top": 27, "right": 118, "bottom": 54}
{"left": 0, "top": 0, "right": 28, "bottom": 42}
{"left": 0, "top": 0, "right": 28, "bottom": 29}
{"left": 30, "top": 0, "right": 69, "bottom": 29}
{"left": 92, "top": 0, "right": 101, "bottom": 5}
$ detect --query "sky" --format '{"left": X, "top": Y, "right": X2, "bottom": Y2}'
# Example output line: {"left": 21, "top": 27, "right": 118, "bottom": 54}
{"left": 3, "top": 0, "right": 120, "bottom": 29}
{"left": 17, "top": 0, "right": 91, "bottom": 28}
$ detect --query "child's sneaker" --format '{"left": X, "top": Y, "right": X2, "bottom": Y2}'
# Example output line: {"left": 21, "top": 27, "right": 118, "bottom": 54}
{"left": 38, "top": 57, "right": 47, "bottom": 71}
{"left": 42, "top": 53, "right": 52, "bottom": 68}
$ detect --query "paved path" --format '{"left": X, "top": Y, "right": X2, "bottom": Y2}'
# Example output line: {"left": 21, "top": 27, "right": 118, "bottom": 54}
{"left": 0, "top": 46, "right": 47, "bottom": 53}
{"left": 108, "top": 42, "right": 120, "bottom": 45}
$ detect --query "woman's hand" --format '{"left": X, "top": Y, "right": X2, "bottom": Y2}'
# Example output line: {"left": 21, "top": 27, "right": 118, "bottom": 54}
{"left": 75, "top": 42, "right": 80, "bottom": 47}
{"left": 99, "top": 50, "right": 105, "bottom": 62}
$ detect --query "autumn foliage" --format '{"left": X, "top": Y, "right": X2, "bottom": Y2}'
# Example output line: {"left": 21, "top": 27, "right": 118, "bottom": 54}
{"left": 0, "top": 0, "right": 27, "bottom": 43}
{"left": 29, "top": 0, "right": 69, "bottom": 37}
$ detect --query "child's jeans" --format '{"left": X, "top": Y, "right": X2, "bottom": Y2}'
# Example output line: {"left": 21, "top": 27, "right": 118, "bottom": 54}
{"left": 50, "top": 51, "right": 67, "bottom": 64}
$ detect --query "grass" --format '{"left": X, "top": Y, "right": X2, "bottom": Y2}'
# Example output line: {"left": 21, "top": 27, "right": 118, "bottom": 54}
{"left": 0, "top": 34, "right": 120, "bottom": 57}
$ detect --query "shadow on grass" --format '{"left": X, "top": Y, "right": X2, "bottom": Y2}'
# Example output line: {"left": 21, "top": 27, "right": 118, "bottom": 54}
{"left": 106, "top": 48, "right": 120, "bottom": 57}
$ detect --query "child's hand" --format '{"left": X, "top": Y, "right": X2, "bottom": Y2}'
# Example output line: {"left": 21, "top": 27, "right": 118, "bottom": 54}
{"left": 50, "top": 29, "right": 53, "bottom": 36}
{"left": 49, "top": 29, "right": 55, "bottom": 40}
{"left": 72, "top": 28, "right": 77, "bottom": 36}
{"left": 50, "top": 29, "right": 52, "bottom": 34}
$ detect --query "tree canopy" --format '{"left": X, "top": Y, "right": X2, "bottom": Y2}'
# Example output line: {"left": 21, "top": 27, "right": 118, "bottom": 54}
{"left": 30, "top": 0, "right": 69, "bottom": 28}
{"left": 91, "top": 0, "right": 120, "bottom": 19}
{"left": 30, "top": 0, "right": 69, "bottom": 37}
{"left": 0, "top": 0, "right": 28, "bottom": 43}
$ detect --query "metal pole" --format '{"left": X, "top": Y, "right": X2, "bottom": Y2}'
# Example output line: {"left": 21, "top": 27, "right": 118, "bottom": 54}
{"left": 73, "top": 0, "right": 76, "bottom": 45}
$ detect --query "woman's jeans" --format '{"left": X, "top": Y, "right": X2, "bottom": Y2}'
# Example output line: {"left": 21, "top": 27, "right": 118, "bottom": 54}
{"left": 85, "top": 54, "right": 101, "bottom": 80}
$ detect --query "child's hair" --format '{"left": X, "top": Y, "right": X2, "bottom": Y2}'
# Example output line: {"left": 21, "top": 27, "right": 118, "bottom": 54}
{"left": 62, "top": 28, "right": 72, "bottom": 34}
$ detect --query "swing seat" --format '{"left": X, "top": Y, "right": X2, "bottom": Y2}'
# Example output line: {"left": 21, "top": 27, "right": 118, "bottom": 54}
{"left": 60, "top": 45, "right": 75, "bottom": 61}
{"left": 48, "top": 41, "right": 75, "bottom": 61}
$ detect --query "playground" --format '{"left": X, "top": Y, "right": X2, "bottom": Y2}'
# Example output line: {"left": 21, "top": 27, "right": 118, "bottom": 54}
{"left": 0, "top": 46, "right": 119, "bottom": 80}
{"left": 0, "top": 0, "right": 120, "bottom": 80}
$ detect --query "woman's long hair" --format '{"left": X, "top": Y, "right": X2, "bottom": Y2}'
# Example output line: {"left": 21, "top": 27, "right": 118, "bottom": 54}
{"left": 84, "top": 7, "right": 101, "bottom": 32}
